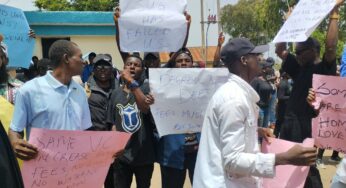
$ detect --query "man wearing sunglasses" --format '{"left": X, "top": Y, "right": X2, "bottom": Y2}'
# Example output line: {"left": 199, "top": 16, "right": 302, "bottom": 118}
{"left": 275, "top": 1, "right": 344, "bottom": 187}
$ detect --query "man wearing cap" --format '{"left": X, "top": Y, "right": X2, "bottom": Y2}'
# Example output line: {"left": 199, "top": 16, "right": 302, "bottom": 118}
{"left": 193, "top": 38, "right": 317, "bottom": 188}
{"left": 87, "top": 54, "right": 119, "bottom": 188}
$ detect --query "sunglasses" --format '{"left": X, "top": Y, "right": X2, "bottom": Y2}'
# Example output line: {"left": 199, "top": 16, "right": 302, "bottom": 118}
{"left": 95, "top": 65, "right": 112, "bottom": 70}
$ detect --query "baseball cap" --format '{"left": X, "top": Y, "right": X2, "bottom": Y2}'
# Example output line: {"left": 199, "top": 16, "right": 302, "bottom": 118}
{"left": 93, "top": 54, "right": 112, "bottom": 66}
{"left": 220, "top": 38, "right": 269, "bottom": 65}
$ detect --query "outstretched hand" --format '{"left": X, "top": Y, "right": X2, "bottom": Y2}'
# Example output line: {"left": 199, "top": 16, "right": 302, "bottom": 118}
{"left": 218, "top": 32, "right": 225, "bottom": 47}
{"left": 184, "top": 11, "right": 191, "bottom": 24}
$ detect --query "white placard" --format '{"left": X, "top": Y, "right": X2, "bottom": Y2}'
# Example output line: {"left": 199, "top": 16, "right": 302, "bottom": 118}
{"left": 119, "top": 0, "right": 187, "bottom": 52}
{"left": 149, "top": 68, "right": 229, "bottom": 136}
{"left": 273, "top": 0, "right": 336, "bottom": 43}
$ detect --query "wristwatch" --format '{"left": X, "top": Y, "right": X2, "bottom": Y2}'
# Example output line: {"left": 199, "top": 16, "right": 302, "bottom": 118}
{"left": 128, "top": 80, "right": 140, "bottom": 89}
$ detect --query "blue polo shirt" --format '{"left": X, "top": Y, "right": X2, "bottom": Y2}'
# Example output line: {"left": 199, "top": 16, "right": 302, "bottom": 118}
{"left": 10, "top": 71, "right": 92, "bottom": 139}
{"left": 341, "top": 46, "right": 346, "bottom": 77}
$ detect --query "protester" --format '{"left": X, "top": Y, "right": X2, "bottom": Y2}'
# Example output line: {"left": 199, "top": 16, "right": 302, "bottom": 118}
{"left": 0, "top": 31, "right": 35, "bottom": 103}
{"left": 8, "top": 40, "right": 92, "bottom": 160}
{"left": 36, "top": 58, "right": 53, "bottom": 76}
{"left": 193, "top": 38, "right": 317, "bottom": 188}
{"left": 86, "top": 54, "right": 119, "bottom": 188}
{"left": 157, "top": 48, "right": 200, "bottom": 188}
{"left": 82, "top": 52, "right": 96, "bottom": 83}
{"left": 0, "top": 42, "right": 24, "bottom": 188}
{"left": 274, "top": 72, "right": 292, "bottom": 137}
{"left": 251, "top": 59, "right": 275, "bottom": 128}
{"left": 106, "top": 54, "right": 156, "bottom": 188}
{"left": 276, "top": 1, "right": 344, "bottom": 186}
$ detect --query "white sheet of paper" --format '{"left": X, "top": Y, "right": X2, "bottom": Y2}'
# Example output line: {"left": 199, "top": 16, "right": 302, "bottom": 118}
{"left": 273, "top": 0, "right": 336, "bottom": 43}
{"left": 119, "top": 0, "right": 187, "bottom": 52}
{"left": 149, "top": 68, "right": 229, "bottom": 136}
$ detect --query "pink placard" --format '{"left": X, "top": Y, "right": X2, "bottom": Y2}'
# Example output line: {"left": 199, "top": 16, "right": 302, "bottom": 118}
{"left": 262, "top": 138, "right": 314, "bottom": 188}
{"left": 21, "top": 128, "right": 131, "bottom": 188}
{"left": 312, "top": 74, "right": 346, "bottom": 153}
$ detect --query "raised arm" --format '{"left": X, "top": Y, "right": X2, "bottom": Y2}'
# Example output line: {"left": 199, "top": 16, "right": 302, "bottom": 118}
{"left": 121, "top": 69, "right": 153, "bottom": 114}
{"left": 213, "top": 32, "right": 225, "bottom": 67}
{"left": 182, "top": 11, "right": 191, "bottom": 48}
{"left": 113, "top": 7, "right": 130, "bottom": 63}
{"left": 324, "top": 0, "right": 344, "bottom": 64}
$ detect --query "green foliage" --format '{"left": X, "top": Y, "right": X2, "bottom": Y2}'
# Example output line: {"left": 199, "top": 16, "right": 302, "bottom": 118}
{"left": 34, "top": 0, "right": 118, "bottom": 11}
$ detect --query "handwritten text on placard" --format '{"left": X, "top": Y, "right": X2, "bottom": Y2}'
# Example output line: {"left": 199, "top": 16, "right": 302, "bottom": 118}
{"left": 273, "top": 0, "right": 336, "bottom": 43}
{"left": 149, "top": 68, "right": 229, "bottom": 136}
{"left": 22, "top": 128, "right": 131, "bottom": 188}
{"left": 312, "top": 74, "right": 346, "bottom": 153}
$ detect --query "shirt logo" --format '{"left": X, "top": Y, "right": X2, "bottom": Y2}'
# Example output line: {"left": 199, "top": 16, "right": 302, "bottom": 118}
{"left": 116, "top": 103, "right": 141, "bottom": 133}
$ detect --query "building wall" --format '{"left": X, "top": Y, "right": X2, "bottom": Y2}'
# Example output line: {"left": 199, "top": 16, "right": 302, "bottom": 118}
{"left": 32, "top": 36, "right": 124, "bottom": 70}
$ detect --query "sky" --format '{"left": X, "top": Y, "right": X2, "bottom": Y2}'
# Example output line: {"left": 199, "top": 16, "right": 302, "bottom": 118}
{"left": 0, "top": 0, "right": 239, "bottom": 11}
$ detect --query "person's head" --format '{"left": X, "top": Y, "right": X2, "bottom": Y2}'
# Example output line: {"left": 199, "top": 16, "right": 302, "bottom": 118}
{"left": 220, "top": 38, "right": 268, "bottom": 82}
{"left": 32, "top": 56, "right": 39, "bottom": 65}
{"left": 124, "top": 54, "right": 144, "bottom": 81}
{"left": 167, "top": 48, "right": 193, "bottom": 68}
{"left": 48, "top": 40, "right": 84, "bottom": 76}
{"left": 295, "top": 37, "right": 318, "bottom": 66}
{"left": 88, "top": 52, "right": 96, "bottom": 65}
{"left": 93, "top": 54, "right": 113, "bottom": 83}
{"left": 144, "top": 52, "right": 161, "bottom": 68}
{"left": 37, "top": 58, "right": 53, "bottom": 76}
{"left": 263, "top": 57, "right": 275, "bottom": 74}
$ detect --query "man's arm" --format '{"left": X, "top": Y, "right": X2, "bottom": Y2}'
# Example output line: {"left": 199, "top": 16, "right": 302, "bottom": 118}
{"left": 324, "top": 1, "right": 344, "bottom": 64}
{"left": 113, "top": 7, "right": 130, "bottom": 63}
{"left": 121, "top": 69, "right": 153, "bottom": 114}
{"left": 219, "top": 100, "right": 317, "bottom": 178}
{"left": 8, "top": 89, "right": 38, "bottom": 160}
{"left": 213, "top": 32, "right": 225, "bottom": 67}
{"left": 182, "top": 11, "right": 191, "bottom": 48}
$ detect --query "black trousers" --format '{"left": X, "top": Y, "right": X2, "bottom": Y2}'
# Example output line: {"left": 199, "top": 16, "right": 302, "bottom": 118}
{"left": 112, "top": 160, "right": 154, "bottom": 188}
{"left": 160, "top": 152, "right": 197, "bottom": 188}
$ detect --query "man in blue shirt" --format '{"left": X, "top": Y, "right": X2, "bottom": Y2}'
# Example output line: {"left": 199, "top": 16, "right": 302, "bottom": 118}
{"left": 82, "top": 52, "right": 96, "bottom": 83}
{"left": 8, "top": 40, "right": 92, "bottom": 161}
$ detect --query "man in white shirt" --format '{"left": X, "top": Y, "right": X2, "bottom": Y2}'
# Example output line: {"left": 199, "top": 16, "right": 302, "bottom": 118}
{"left": 193, "top": 38, "right": 317, "bottom": 188}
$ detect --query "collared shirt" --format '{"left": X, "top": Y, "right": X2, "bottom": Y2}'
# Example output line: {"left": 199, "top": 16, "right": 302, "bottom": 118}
{"left": 194, "top": 74, "right": 275, "bottom": 188}
{"left": 10, "top": 71, "right": 92, "bottom": 139}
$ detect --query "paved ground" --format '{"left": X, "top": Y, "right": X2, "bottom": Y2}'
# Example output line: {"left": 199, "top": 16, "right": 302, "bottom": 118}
{"left": 130, "top": 150, "right": 342, "bottom": 188}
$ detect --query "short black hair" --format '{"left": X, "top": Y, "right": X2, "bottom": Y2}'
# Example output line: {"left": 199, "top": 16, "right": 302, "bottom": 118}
{"left": 32, "top": 56, "right": 38, "bottom": 61}
{"left": 48, "top": 40, "right": 77, "bottom": 68}
{"left": 125, "top": 54, "right": 144, "bottom": 68}
{"left": 299, "top": 37, "right": 317, "bottom": 50}
{"left": 89, "top": 52, "right": 96, "bottom": 59}
{"left": 166, "top": 48, "right": 193, "bottom": 68}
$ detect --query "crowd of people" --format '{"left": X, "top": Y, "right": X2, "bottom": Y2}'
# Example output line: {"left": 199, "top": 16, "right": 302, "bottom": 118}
{"left": 1, "top": 1, "right": 346, "bottom": 188}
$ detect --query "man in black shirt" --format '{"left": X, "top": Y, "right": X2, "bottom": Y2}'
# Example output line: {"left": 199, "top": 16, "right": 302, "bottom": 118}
{"left": 106, "top": 55, "right": 156, "bottom": 188}
{"left": 276, "top": 1, "right": 344, "bottom": 187}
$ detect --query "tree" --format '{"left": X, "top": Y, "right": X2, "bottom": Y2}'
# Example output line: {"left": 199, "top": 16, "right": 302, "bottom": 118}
{"left": 34, "top": 0, "right": 118, "bottom": 11}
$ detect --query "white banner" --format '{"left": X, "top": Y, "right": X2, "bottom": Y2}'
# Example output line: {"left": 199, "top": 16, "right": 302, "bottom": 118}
{"left": 119, "top": 0, "right": 187, "bottom": 52}
{"left": 273, "top": 0, "right": 336, "bottom": 43}
{"left": 149, "top": 68, "right": 229, "bottom": 136}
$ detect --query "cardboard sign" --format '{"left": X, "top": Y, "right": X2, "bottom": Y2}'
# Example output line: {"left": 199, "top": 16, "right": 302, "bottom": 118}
{"left": 0, "top": 4, "right": 35, "bottom": 68}
{"left": 22, "top": 128, "right": 131, "bottom": 188}
{"left": 119, "top": 0, "right": 187, "bottom": 52}
{"left": 312, "top": 74, "right": 346, "bottom": 153}
{"left": 273, "top": 0, "right": 336, "bottom": 43}
{"left": 262, "top": 138, "right": 314, "bottom": 188}
{"left": 149, "top": 68, "right": 229, "bottom": 136}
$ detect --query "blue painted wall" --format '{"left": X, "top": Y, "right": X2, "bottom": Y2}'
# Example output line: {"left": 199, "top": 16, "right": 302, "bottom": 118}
{"left": 24, "top": 11, "right": 116, "bottom": 36}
